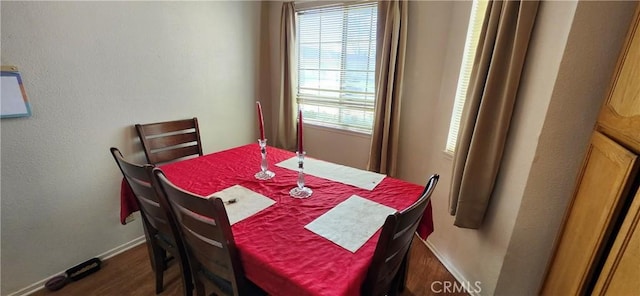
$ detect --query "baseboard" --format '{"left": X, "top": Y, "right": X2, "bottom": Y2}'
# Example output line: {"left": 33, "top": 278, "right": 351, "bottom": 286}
{"left": 98, "top": 235, "right": 146, "bottom": 260}
{"left": 7, "top": 236, "right": 146, "bottom": 296}
{"left": 422, "top": 238, "right": 480, "bottom": 296}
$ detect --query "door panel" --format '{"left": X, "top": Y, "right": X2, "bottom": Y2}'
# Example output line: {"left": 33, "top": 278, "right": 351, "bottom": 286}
{"left": 541, "top": 132, "right": 638, "bottom": 295}
{"left": 592, "top": 188, "right": 640, "bottom": 295}
{"left": 598, "top": 12, "right": 640, "bottom": 152}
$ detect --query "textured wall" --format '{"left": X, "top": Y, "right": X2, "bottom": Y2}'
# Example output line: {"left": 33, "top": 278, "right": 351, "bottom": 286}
{"left": 0, "top": 2, "right": 261, "bottom": 294}
{"left": 397, "top": 1, "right": 456, "bottom": 183}
{"left": 304, "top": 125, "right": 371, "bottom": 170}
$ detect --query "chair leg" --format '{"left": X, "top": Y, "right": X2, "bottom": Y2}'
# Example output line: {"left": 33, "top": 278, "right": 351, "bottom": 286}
{"left": 388, "top": 276, "right": 400, "bottom": 296}
{"left": 155, "top": 266, "right": 164, "bottom": 294}
{"left": 194, "top": 280, "right": 206, "bottom": 296}
{"left": 178, "top": 258, "right": 193, "bottom": 296}
{"left": 396, "top": 253, "right": 409, "bottom": 294}
{"left": 152, "top": 245, "right": 166, "bottom": 294}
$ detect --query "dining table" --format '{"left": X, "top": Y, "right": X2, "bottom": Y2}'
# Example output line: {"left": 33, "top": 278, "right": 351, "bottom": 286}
{"left": 120, "top": 143, "right": 433, "bottom": 296}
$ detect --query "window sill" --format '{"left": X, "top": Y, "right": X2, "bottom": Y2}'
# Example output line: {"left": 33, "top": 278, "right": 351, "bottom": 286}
{"left": 442, "top": 150, "right": 454, "bottom": 161}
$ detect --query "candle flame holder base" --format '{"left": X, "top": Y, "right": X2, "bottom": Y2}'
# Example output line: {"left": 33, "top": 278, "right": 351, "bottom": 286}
{"left": 289, "top": 186, "right": 312, "bottom": 199}
{"left": 255, "top": 139, "right": 275, "bottom": 180}
{"left": 254, "top": 170, "right": 275, "bottom": 180}
{"left": 289, "top": 151, "right": 312, "bottom": 198}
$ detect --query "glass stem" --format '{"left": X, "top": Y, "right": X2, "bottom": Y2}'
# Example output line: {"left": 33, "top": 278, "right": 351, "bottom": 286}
{"left": 260, "top": 146, "right": 268, "bottom": 173}
{"left": 297, "top": 152, "right": 305, "bottom": 189}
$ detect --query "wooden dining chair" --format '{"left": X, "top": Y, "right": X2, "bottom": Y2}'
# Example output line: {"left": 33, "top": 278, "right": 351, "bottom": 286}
{"left": 135, "top": 117, "right": 203, "bottom": 165}
{"left": 362, "top": 174, "right": 440, "bottom": 296}
{"left": 110, "top": 148, "right": 192, "bottom": 295}
{"left": 153, "top": 168, "right": 263, "bottom": 296}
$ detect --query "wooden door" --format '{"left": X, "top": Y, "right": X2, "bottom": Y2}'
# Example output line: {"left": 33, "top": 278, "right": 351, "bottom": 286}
{"left": 541, "top": 132, "right": 638, "bottom": 295}
{"left": 597, "top": 10, "right": 640, "bottom": 153}
{"left": 592, "top": 188, "right": 640, "bottom": 295}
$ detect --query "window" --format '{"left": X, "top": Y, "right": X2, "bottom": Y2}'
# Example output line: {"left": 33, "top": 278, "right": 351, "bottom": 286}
{"left": 445, "top": 0, "right": 489, "bottom": 154}
{"left": 296, "top": 2, "right": 378, "bottom": 133}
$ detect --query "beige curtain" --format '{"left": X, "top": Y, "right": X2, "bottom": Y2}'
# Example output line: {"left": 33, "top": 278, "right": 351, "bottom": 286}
{"left": 367, "top": 0, "right": 408, "bottom": 177}
{"left": 275, "top": 2, "right": 298, "bottom": 151}
{"left": 449, "top": 0, "right": 539, "bottom": 229}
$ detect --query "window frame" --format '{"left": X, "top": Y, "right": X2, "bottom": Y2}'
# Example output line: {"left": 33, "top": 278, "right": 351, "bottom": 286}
{"left": 295, "top": 1, "right": 378, "bottom": 134}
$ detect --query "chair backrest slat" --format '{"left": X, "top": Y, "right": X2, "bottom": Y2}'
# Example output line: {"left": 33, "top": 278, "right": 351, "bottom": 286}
{"left": 125, "top": 177, "right": 172, "bottom": 233}
{"left": 362, "top": 174, "right": 439, "bottom": 296}
{"left": 153, "top": 169, "right": 246, "bottom": 295}
{"left": 385, "top": 224, "right": 418, "bottom": 260}
{"left": 139, "top": 119, "right": 198, "bottom": 136}
{"left": 151, "top": 145, "right": 201, "bottom": 164}
{"left": 393, "top": 200, "right": 430, "bottom": 235}
{"left": 146, "top": 132, "right": 199, "bottom": 150}
{"left": 136, "top": 118, "right": 203, "bottom": 165}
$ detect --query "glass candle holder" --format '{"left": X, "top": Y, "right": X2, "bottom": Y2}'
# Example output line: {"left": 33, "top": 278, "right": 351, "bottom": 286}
{"left": 254, "top": 139, "right": 275, "bottom": 180}
{"left": 289, "top": 151, "right": 312, "bottom": 198}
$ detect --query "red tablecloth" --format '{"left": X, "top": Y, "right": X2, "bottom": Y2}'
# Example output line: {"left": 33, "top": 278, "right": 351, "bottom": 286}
{"left": 120, "top": 144, "right": 433, "bottom": 296}
{"left": 120, "top": 179, "right": 138, "bottom": 224}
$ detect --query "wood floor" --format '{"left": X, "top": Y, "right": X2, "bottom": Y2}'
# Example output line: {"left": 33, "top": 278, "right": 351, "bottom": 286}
{"left": 33, "top": 236, "right": 465, "bottom": 296}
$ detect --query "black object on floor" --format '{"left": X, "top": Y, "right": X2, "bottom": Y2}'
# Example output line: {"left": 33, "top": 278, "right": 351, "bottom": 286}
{"left": 65, "top": 257, "right": 102, "bottom": 281}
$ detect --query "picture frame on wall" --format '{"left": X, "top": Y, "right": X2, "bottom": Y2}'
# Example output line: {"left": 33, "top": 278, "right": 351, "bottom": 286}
{"left": 1, "top": 66, "right": 32, "bottom": 119}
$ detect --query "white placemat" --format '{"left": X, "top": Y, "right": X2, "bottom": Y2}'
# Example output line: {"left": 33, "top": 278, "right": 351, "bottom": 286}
{"left": 276, "top": 157, "right": 386, "bottom": 190}
{"left": 305, "top": 195, "right": 397, "bottom": 252}
{"left": 207, "top": 185, "right": 275, "bottom": 225}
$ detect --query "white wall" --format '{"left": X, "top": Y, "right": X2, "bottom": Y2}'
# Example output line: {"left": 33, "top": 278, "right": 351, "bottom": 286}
{"left": 0, "top": 2, "right": 261, "bottom": 294}
{"left": 304, "top": 126, "right": 370, "bottom": 169}
{"left": 397, "top": 1, "right": 458, "bottom": 183}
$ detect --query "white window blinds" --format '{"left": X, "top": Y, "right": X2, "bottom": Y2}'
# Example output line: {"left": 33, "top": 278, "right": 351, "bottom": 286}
{"left": 445, "top": 0, "right": 489, "bottom": 154}
{"left": 296, "top": 2, "right": 378, "bottom": 133}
